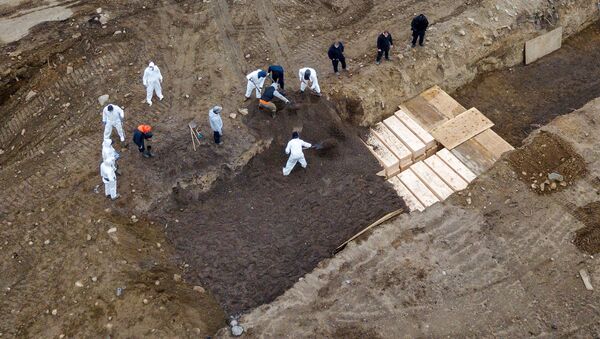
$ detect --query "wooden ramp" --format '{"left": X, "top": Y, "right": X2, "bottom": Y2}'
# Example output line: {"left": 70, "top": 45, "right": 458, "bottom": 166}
{"left": 366, "top": 85, "right": 514, "bottom": 213}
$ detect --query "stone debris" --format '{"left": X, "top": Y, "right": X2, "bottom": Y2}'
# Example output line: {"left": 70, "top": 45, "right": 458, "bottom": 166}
{"left": 107, "top": 227, "right": 117, "bottom": 234}
{"left": 231, "top": 325, "right": 244, "bottom": 336}
{"left": 66, "top": 66, "right": 73, "bottom": 75}
{"left": 193, "top": 286, "right": 205, "bottom": 293}
{"left": 238, "top": 108, "right": 249, "bottom": 115}
{"left": 25, "top": 90, "right": 37, "bottom": 102}
{"left": 98, "top": 94, "right": 109, "bottom": 106}
{"left": 75, "top": 280, "right": 84, "bottom": 288}
{"left": 173, "top": 274, "right": 182, "bottom": 282}
{"left": 548, "top": 172, "right": 564, "bottom": 182}
{"left": 229, "top": 113, "right": 237, "bottom": 119}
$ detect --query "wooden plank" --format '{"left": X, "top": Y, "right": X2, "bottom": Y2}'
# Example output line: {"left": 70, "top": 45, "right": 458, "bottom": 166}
{"left": 400, "top": 97, "right": 448, "bottom": 131}
{"left": 383, "top": 116, "right": 426, "bottom": 158}
{"left": 371, "top": 123, "right": 412, "bottom": 167}
{"left": 579, "top": 269, "right": 594, "bottom": 291}
{"left": 525, "top": 27, "right": 562, "bottom": 65}
{"left": 364, "top": 134, "right": 399, "bottom": 176}
{"left": 410, "top": 161, "right": 454, "bottom": 200}
{"left": 420, "top": 85, "right": 466, "bottom": 118}
{"left": 398, "top": 168, "right": 439, "bottom": 207}
{"left": 388, "top": 176, "right": 425, "bottom": 212}
{"left": 424, "top": 154, "right": 469, "bottom": 191}
{"left": 452, "top": 139, "right": 496, "bottom": 175}
{"left": 472, "top": 129, "right": 514, "bottom": 160}
{"left": 334, "top": 208, "right": 405, "bottom": 253}
{"left": 436, "top": 148, "right": 477, "bottom": 183}
{"left": 394, "top": 109, "right": 436, "bottom": 149}
{"left": 430, "top": 107, "right": 495, "bottom": 150}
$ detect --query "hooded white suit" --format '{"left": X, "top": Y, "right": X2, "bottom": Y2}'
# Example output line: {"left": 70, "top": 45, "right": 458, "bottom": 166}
{"left": 143, "top": 62, "right": 163, "bottom": 105}
{"left": 100, "top": 158, "right": 118, "bottom": 199}
{"left": 102, "top": 104, "right": 125, "bottom": 142}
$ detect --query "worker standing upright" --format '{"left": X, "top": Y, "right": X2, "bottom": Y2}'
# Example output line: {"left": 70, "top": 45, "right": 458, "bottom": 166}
{"left": 143, "top": 62, "right": 164, "bottom": 106}
{"left": 245, "top": 69, "right": 268, "bottom": 101}
{"left": 328, "top": 40, "right": 347, "bottom": 75}
{"left": 133, "top": 124, "right": 154, "bottom": 158}
{"left": 411, "top": 14, "right": 429, "bottom": 47}
{"left": 208, "top": 106, "right": 224, "bottom": 145}
{"left": 259, "top": 83, "right": 290, "bottom": 118}
{"left": 102, "top": 139, "right": 121, "bottom": 176}
{"left": 102, "top": 104, "right": 126, "bottom": 146}
{"left": 376, "top": 31, "right": 394, "bottom": 64}
{"left": 282, "top": 131, "right": 312, "bottom": 176}
{"left": 100, "top": 157, "right": 119, "bottom": 200}
{"left": 298, "top": 67, "right": 321, "bottom": 96}
{"left": 268, "top": 65, "right": 285, "bottom": 92}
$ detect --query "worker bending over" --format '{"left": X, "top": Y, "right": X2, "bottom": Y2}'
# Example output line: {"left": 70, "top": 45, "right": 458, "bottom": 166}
{"left": 133, "top": 124, "right": 154, "bottom": 158}
{"left": 102, "top": 104, "right": 126, "bottom": 146}
{"left": 268, "top": 64, "right": 285, "bottom": 91}
{"left": 245, "top": 69, "right": 267, "bottom": 101}
{"left": 100, "top": 157, "right": 119, "bottom": 200}
{"left": 143, "top": 62, "right": 164, "bottom": 106}
{"left": 298, "top": 67, "right": 321, "bottom": 96}
{"left": 259, "top": 83, "right": 290, "bottom": 118}
{"left": 283, "top": 131, "right": 312, "bottom": 176}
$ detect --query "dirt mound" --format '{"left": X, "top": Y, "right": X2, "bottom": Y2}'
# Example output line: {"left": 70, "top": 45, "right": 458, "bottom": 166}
{"left": 156, "top": 95, "right": 406, "bottom": 314}
{"left": 573, "top": 202, "right": 600, "bottom": 255}
{"left": 507, "top": 132, "right": 587, "bottom": 194}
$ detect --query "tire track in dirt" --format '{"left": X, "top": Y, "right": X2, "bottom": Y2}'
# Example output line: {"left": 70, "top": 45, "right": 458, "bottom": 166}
{"left": 211, "top": 0, "right": 245, "bottom": 77}
{"left": 255, "top": 0, "right": 291, "bottom": 63}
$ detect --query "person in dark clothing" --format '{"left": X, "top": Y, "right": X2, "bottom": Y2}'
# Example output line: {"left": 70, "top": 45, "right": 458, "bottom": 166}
{"left": 376, "top": 31, "right": 393, "bottom": 64}
{"left": 327, "top": 41, "right": 347, "bottom": 75}
{"left": 411, "top": 14, "right": 429, "bottom": 47}
{"left": 267, "top": 65, "right": 285, "bottom": 91}
{"left": 133, "top": 124, "right": 154, "bottom": 158}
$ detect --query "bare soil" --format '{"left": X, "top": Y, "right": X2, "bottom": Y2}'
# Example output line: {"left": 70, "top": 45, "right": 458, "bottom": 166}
{"left": 158, "top": 96, "right": 405, "bottom": 314}
{"left": 507, "top": 131, "right": 587, "bottom": 194}
{"left": 455, "top": 21, "right": 600, "bottom": 146}
{"left": 573, "top": 201, "right": 600, "bottom": 255}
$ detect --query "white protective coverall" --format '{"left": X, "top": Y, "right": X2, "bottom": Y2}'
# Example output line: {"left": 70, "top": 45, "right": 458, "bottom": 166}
{"left": 102, "top": 104, "right": 125, "bottom": 142}
{"left": 208, "top": 106, "right": 223, "bottom": 135}
{"left": 143, "top": 62, "right": 164, "bottom": 105}
{"left": 298, "top": 67, "right": 320, "bottom": 94}
{"left": 100, "top": 158, "right": 118, "bottom": 199}
{"left": 283, "top": 138, "right": 312, "bottom": 176}
{"left": 245, "top": 69, "right": 266, "bottom": 99}
{"left": 102, "top": 139, "right": 119, "bottom": 170}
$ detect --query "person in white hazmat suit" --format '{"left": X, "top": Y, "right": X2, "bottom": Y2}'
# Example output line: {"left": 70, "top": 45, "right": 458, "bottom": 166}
{"left": 283, "top": 131, "right": 312, "bottom": 176}
{"left": 100, "top": 157, "right": 119, "bottom": 200}
{"left": 298, "top": 67, "right": 321, "bottom": 96}
{"left": 244, "top": 69, "right": 268, "bottom": 101}
{"left": 143, "top": 62, "right": 164, "bottom": 106}
{"left": 102, "top": 139, "right": 120, "bottom": 175}
{"left": 102, "top": 104, "right": 126, "bottom": 145}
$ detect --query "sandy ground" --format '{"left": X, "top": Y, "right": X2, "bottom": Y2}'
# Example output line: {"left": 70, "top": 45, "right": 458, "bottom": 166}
{"left": 1, "top": 0, "right": 600, "bottom": 337}
{"left": 226, "top": 98, "right": 600, "bottom": 338}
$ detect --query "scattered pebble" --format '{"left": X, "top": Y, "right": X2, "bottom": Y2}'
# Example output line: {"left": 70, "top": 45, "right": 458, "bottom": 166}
{"left": 107, "top": 227, "right": 117, "bottom": 234}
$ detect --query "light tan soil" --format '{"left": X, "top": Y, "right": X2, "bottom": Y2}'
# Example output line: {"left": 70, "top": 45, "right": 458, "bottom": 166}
{"left": 1, "top": 0, "right": 600, "bottom": 337}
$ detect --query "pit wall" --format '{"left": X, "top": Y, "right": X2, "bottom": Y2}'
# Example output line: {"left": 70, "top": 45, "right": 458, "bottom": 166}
{"left": 331, "top": 0, "right": 600, "bottom": 126}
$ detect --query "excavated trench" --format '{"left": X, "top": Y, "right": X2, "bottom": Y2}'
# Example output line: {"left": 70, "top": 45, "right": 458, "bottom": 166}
{"left": 454, "top": 21, "right": 600, "bottom": 146}
{"left": 155, "top": 95, "right": 406, "bottom": 314}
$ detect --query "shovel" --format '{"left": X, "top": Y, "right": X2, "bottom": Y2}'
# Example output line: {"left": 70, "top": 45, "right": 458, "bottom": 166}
{"left": 188, "top": 121, "right": 202, "bottom": 151}
{"left": 310, "top": 138, "right": 338, "bottom": 151}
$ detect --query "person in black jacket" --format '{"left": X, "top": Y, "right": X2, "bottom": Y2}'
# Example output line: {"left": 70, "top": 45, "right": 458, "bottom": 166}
{"left": 328, "top": 41, "right": 347, "bottom": 75}
{"left": 376, "top": 31, "right": 393, "bottom": 64}
{"left": 267, "top": 65, "right": 285, "bottom": 91}
{"left": 411, "top": 14, "right": 429, "bottom": 47}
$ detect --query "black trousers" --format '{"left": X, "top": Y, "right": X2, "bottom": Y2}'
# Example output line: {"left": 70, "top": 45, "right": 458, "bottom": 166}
{"left": 272, "top": 73, "right": 285, "bottom": 90}
{"left": 214, "top": 131, "right": 221, "bottom": 144}
{"left": 412, "top": 30, "right": 426, "bottom": 46}
{"left": 376, "top": 48, "right": 389, "bottom": 62}
{"left": 332, "top": 57, "right": 346, "bottom": 73}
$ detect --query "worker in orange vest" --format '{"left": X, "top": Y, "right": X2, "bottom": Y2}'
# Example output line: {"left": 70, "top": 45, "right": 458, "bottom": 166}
{"left": 133, "top": 124, "right": 154, "bottom": 157}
